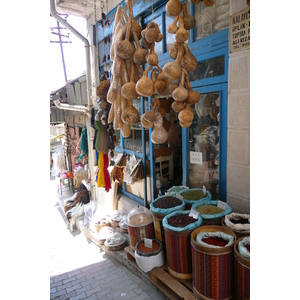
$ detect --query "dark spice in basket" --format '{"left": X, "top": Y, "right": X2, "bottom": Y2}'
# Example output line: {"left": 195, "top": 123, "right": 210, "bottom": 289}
{"left": 202, "top": 237, "right": 228, "bottom": 247}
{"left": 246, "top": 245, "right": 250, "bottom": 252}
{"left": 167, "top": 214, "right": 197, "bottom": 227}
{"left": 153, "top": 196, "right": 182, "bottom": 209}
{"left": 231, "top": 218, "right": 250, "bottom": 225}
{"left": 180, "top": 190, "right": 207, "bottom": 200}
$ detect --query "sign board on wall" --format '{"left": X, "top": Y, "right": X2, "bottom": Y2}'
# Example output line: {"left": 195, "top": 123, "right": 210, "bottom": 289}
{"left": 229, "top": 8, "right": 250, "bottom": 53}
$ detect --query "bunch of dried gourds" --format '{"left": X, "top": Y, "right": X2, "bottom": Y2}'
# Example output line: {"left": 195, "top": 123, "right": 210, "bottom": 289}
{"left": 164, "top": 0, "right": 205, "bottom": 128}
{"left": 107, "top": 0, "right": 169, "bottom": 144}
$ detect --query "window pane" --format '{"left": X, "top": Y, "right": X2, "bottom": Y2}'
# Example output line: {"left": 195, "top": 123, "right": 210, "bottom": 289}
{"left": 195, "top": 0, "right": 230, "bottom": 40}
{"left": 188, "top": 56, "right": 225, "bottom": 82}
{"left": 188, "top": 92, "right": 220, "bottom": 199}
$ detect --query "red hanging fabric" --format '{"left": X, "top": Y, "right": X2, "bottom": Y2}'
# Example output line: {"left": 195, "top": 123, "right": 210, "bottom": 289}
{"left": 103, "top": 153, "right": 111, "bottom": 192}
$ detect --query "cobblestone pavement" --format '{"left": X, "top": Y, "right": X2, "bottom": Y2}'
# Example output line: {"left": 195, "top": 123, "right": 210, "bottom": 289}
{"left": 50, "top": 179, "right": 167, "bottom": 300}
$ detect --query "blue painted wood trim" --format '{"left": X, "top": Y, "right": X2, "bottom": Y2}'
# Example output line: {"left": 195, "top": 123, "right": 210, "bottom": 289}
{"left": 182, "top": 127, "right": 189, "bottom": 186}
{"left": 141, "top": 96, "right": 148, "bottom": 207}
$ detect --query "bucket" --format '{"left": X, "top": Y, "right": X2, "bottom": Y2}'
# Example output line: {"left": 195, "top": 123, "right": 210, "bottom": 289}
{"left": 163, "top": 210, "right": 202, "bottom": 283}
{"left": 191, "top": 225, "right": 236, "bottom": 299}
{"left": 192, "top": 200, "right": 232, "bottom": 225}
{"left": 221, "top": 213, "right": 250, "bottom": 238}
{"left": 126, "top": 206, "right": 155, "bottom": 251}
{"left": 179, "top": 188, "right": 212, "bottom": 210}
{"left": 234, "top": 237, "right": 250, "bottom": 300}
{"left": 150, "top": 195, "right": 185, "bottom": 244}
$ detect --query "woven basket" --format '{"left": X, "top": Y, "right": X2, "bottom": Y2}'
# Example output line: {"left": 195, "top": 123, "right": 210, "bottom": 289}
{"left": 135, "top": 239, "right": 164, "bottom": 273}
{"left": 191, "top": 225, "right": 236, "bottom": 300}
{"left": 221, "top": 215, "right": 250, "bottom": 238}
{"left": 234, "top": 237, "right": 250, "bottom": 300}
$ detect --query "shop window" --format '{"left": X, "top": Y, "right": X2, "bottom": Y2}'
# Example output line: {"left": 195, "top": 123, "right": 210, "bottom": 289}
{"left": 151, "top": 15, "right": 163, "bottom": 55}
{"left": 188, "top": 92, "right": 220, "bottom": 199}
{"left": 188, "top": 55, "right": 225, "bottom": 82}
{"left": 194, "top": 0, "right": 230, "bottom": 41}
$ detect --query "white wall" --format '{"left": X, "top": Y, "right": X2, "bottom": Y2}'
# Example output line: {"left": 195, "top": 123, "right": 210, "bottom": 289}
{"left": 226, "top": 0, "right": 250, "bottom": 213}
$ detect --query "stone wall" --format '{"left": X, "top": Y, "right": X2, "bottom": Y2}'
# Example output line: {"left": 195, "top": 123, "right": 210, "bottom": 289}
{"left": 226, "top": 0, "right": 250, "bottom": 213}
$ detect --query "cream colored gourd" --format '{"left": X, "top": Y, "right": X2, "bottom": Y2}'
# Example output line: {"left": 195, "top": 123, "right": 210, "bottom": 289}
{"left": 175, "top": 15, "right": 189, "bottom": 43}
{"left": 151, "top": 111, "right": 168, "bottom": 144}
{"left": 166, "top": 0, "right": 182, "bottom": 17}
{"left": 136, "top": 66, "right": 154, "bottom": 97}
{"left": 163, "top": 45, "right": 184, "bottom": 80}
{"left": 182, "top": 43, "right": 197, "bottom": 72}
{"left": 182, "top": 2, "right": 196, "bottom": 30}
{"left": 172, "top": 70, "right": 188, "bottom": 102}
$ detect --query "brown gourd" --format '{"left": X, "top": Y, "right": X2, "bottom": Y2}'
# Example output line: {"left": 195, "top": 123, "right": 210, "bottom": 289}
{"left": 151, "top": 111, "right": 168, "bottom": 144}
{"left": 168, "top": 109, "right": 179, "bottom": 146}
{"left": 145, "top": 25, "right": 159, "bottom": 44}
{"left": 182, "top": 2, "right": 196, "bottom": 30}
{"left": 121, "top": 61, "right": 138, "bottom": 100}
{"left": 182, "top": 43, "right": 197, "bottom": 72}
{"left": 141, "top": 114, "right": 154, "bottom": 129}
{"left": 132, "top": 31, "right": 148, "bottom": 65}
{"left": 163, "top": 45, "right": 184, "bottom": 80}
{"left": 136, "top": 66, "right": 154, "bottom": 97}
{"left": 152, "top": 67, "right": 167, "bottom": 95}
{"left": 175, "top": 15, "right": 189, "bottom": 43}
{"left": 184, "top": 70, "right": 201, "bottom": 104}
{"left": 178, "top": 103, "right": 194, "bottom": 127}
{"left": 167, "top": 16, "right": 179, "bottom": 34}
{"left": 166, "top": 0, "right": 182, "bottom": 17}
{"left": 113, "top": 77, "right": 123, "bottom": 130}
{"left": 116, "top": 0, "right": 135, "bottom": 60}
{"left": 171, "top": 100, "right": 185, "bottom": 112}
{"left": 172, "top": 70, "right": 189, "bottom": 102}
{"left": 169, "top": 42, "right": 180, "bottom": 60}
{"left": 146, "top": 43, "right": 158, "bottom": 66}
{"left": 169, "top": 81, "right": 179, "bottom": 94}
{"left": 144, "top": 98, "right": 159, "bottom": 123}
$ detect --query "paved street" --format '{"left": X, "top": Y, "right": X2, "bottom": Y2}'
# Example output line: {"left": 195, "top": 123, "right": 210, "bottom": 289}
{"left": 50, "top": 178, "right": 167, "bottom": 300}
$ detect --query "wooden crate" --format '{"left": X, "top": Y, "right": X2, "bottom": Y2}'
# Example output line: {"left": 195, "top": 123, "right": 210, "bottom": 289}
{"left": 150, "top": 267, "right": 196, "bottom": 300}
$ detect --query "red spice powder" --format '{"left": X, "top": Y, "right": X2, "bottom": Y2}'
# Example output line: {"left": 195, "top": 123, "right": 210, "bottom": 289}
{"left": 202, "top": 237, "right": 228, "bottom": 247}
{"left": 137, "top": 241, "right": 160, "bottom": 253}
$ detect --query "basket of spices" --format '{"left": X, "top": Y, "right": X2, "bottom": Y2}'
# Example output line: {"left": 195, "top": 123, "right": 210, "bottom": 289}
{"left": 179, "top": 188, "right": 211, "bottom": 209}
{"left": 162, "top": 210, "right": 202, "bottom": 283}
{"left": 234, "top": 236, "right": 250, "bottom": 300}
{"left": 94, "top": 218, "right": 109, "bottom": 233}
{"left": 134, "top": 239, "right": 164, "bottom": 273}
{"left": 191, "top": 225, "right": 236, "bottom": 300}
{"left": 222, "top": 213, "right": 250, "bottom": 238}
{"left": 192, "top": 199, "right": 232, "bottom": 225}
{"left": 126, "top": 206, "right": 155, "bottom": 251}
{"left": 150, "top": 195, "right": 185, "bottom": 244}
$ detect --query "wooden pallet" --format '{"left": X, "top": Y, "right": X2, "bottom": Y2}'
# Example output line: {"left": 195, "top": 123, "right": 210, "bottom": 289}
{"left": 125, "top": 246, "right": 136, "bottom": 261}
{"left": 150, "top": 267, "right": 196, "bottom": 300}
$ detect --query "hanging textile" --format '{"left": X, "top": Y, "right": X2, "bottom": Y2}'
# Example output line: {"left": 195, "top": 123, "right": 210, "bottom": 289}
{"left": 97, "top": 151, "right": 105, "bottom": 187}
{"left": 96, "top": 151, "right": 111, "bottom": 192}
{"left": 103, "top": 153, "right": 111, "bottom": 192}
{"left": 94, "top": 120, "right": 102, "bottom": 152}
{"left": 80, "top": 127, "right": 88, "bottom": 159}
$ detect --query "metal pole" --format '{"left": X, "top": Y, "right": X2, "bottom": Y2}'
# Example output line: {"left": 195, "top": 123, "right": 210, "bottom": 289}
{"left": 57, "top": 20, "right": 68, "bottom": 83}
